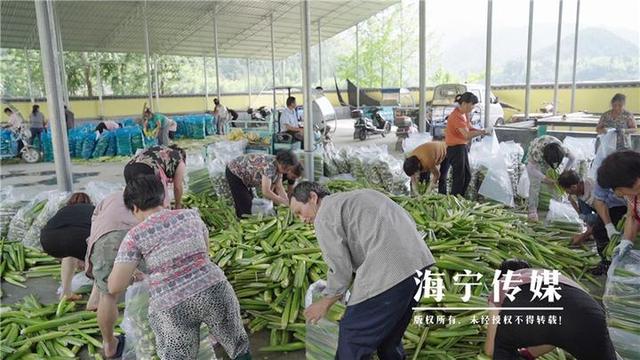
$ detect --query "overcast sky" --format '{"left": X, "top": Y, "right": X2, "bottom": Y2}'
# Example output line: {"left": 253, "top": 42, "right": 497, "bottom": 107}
{"left": 424, "top": 0, "right": 639, "bottom": 34}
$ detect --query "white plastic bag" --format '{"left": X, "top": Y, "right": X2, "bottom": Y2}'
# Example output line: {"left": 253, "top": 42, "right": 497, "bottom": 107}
{"left": 207, "top": 139, "right": 247, "bottom": 164}
{"left": 604, "top": 249, "right": 640, "bottom": 360}
{"left": 23, "top": 191, "right": 70, "bottom": 249}
{"left": 477, "top": 134, "right": 515, "bottom": 207}
{"left": 84, "top": 181, "right": 124, "bottom": 204}
{"left": 251, "top": 198, "right": 274, "bottom": 217}
{"left": 545, "top": 199, "right": 585, "bottom": 230}
{"left": 588, "top": 129, "right": 617, "bottom": 180}
{"left": 402, "top": 132, "right": 432, "bottom": 154}
{"left": 517, "top": 170, "right": 530, "bottom": 199}
{"left": 478, "top": 165, "right": 515, "bottom": 207}
{"left": 471, "top": 131, "right": 500, "bottom": 168}
{"left": 57, "top": 272, "right": 93, "bottom": 296}
{"left": 563, "top": 137, "right": 596, "bottom": 162}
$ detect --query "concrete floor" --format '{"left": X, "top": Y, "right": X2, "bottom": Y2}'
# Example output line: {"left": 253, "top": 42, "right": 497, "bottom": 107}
{"left": 1, "top": 118, "right": 397, "bottom": 359}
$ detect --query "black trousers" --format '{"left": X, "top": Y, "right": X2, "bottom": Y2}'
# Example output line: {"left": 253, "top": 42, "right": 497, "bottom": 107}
{"left": 494, "top": 286, "right": 616, "bottom": 360}
{"left": 447, "top": 144, "right": 470, "bottom": 196}
{"left": 337, "top": 267, "right": 427, "bottom": 360}
{"left": 225, "top": 167, "right": 253, "bottom": 218}
{"left": 592, "top": 205, "right": 627, "bottom": 262}
{"left": 40, "top": 226, "right": 89, "bottom": 260}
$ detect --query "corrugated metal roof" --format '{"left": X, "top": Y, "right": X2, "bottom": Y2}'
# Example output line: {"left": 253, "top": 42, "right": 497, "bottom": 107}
{"left": 1, "top": 0, "right": 398, "bottom": 59}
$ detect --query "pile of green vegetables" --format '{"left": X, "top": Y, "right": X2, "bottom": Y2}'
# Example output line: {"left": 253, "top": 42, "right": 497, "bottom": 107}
{"left": 184, "top": 181, "right": 602, "bottom": 359}
{"left": 0, "top": 241, "right": 60, "bottom": 297}
{"left": 0, "top": 179, "right": 612, "bottom": 359}
{"left": 0, "top": 295, "right": 118, "bottom": 360}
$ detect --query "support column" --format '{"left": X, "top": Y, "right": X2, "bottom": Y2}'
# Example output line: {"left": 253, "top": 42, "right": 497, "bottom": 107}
{"left": 484, "top": 0, "right": 493, "bottom": 131}
{"left": 213, "top": 11, "right": 221, "bottom": 100}
{"left": 34, "top": 0, "right": 73, "bottom": 192}
{"left": 271, "top": 14, "right": 277, "bottom": 127}
{"left": 247, "top": 58, "right": 251, "bottom": 108}
{"left": 399, "top": 0, "right": 404, "bottom": 88}
{"left": 301, "top": 0, "right": 314, "bottom": 180}
{"left": 355, "top": 24, "right": 360, "bottom": 108}
{"left": 154, "top": 56, "right": 160, "bottom": 112}
{"left": 553, "top": 0, "right": 563, "bottom": 115}
{"left": 204, "top": 56, "right": 209, "bottom": 111}
{"left": 418, "top": 0, "right": 427, "bottom": 133}
{"left": 524, "top": 0, "right": 534, "bottom": 121}
{"left": 143, "top": 1, "right": 154, "bottom": 111}
{"left": 53, "top": 7, "right": 70, "bottom": 107}
{"left": 570, "top": 0, "right": 580, "bottom": 113}
{"left": 317, "top": 20, "right": 322, "bottom": 88}
{"left": 97, "top": 60, "right": 104, "bottom": 119}
{"left": 24, "top": 48, "right": 35, "bottom": 104}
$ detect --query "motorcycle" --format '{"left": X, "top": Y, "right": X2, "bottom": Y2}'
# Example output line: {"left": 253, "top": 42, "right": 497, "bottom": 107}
{"left": 352, "top": 108, "right": 391, "bottom": 141}
{"left": 11, "top": 127, "right": 41, "bottom": 163}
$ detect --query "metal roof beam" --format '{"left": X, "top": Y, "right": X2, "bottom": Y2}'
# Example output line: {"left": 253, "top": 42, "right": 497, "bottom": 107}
{"left": 100, "top": 3, "right": 142, "bottom": 50}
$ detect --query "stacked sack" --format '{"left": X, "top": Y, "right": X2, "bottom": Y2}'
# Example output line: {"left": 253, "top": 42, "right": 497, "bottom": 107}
{"left": 0, "top": 129, "right": 18, "bottom": 158}
{"left": 40, "top": 130, "right": 54, "bottom": 162}
{"left": 116, "top": 127, "right": 134, "bottom": 156}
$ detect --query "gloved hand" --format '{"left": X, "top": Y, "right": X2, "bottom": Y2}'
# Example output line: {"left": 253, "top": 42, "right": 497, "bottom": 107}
{"left": 612, "top": 239, "right": 634, "bottom": 259}
{"left": 605, "top": 223, "right": 620, "bottom": 240}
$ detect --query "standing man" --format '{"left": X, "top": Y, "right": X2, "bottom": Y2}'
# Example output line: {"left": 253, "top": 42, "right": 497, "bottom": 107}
{"left": 213, "top": 98, "right": 229, "bottom": 135}
{"left": 291, "top": 182, "right": 434, "bottom": 359}
{"left": 29, "top": 104, "right": 46, "bottom": 145}
{"left": 64, "top": 105, "right": 75, "bottom": 130}
{"left": 280, "top": 96, "right": 304, "bottom": 145}
{"left": 85, "top": 191, "right": 140, "bottom": 359}
{"left": 403, "top": 141, "right": 449, "bottom": 195}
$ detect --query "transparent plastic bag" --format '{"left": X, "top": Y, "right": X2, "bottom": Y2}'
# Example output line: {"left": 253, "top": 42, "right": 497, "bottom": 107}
{"left": 23, "top": 191, "right": 70, "bottom": 249}
{"left": 209, "top": 158, "right": 232, "bottom": 200}
{"left": 7, "top": 192, "right": 50, "bottom": 243}
{"left": 563, "top": 136, "right": 596, "bottom": 162}
{"left": 251, "top": 198, "right": 274, "bottom": 217}
{"left": 122, "top": 281, "right": 218, "bottom": 360}
{"left": 57, "top": 272, "right": 93, "bottom": 296}
{"left": 517, "top": 170, "right": 530, "bottom": 199}
{"left": 206, "top": 140, "right": 247, "bottom": 164}
{"left": 121, "top": 281, "right": 158, "bottom": 360}
{"left": 471, "top": 131, "right": 500, "bottom": 170}
{"left": 604, "top": 249, "right": 640, "bottom": 360}
{"left": 305, "top": 280, "right": 347, "bottom": 360}
{"left": 402, "top": 132, "right": 432, "bottom": 154}
{"left": 84, "top": 181, "right": 124, "bottom": 204}
{"left": 0, "top": 186, "right": 29, "bottom": 239}
{"left": 544, "top": 199, "right": 585, "bottom": 232}
{"left": 478, "top": 165, "right": 515, "bottom": 207}
{"left": 589, "top": 129, "right": 617, "bottom": 180}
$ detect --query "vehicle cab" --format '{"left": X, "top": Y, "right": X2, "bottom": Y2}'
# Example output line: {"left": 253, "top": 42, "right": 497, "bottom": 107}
{"left": 427, "top": 83, "right": 504, "bottom": 139}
